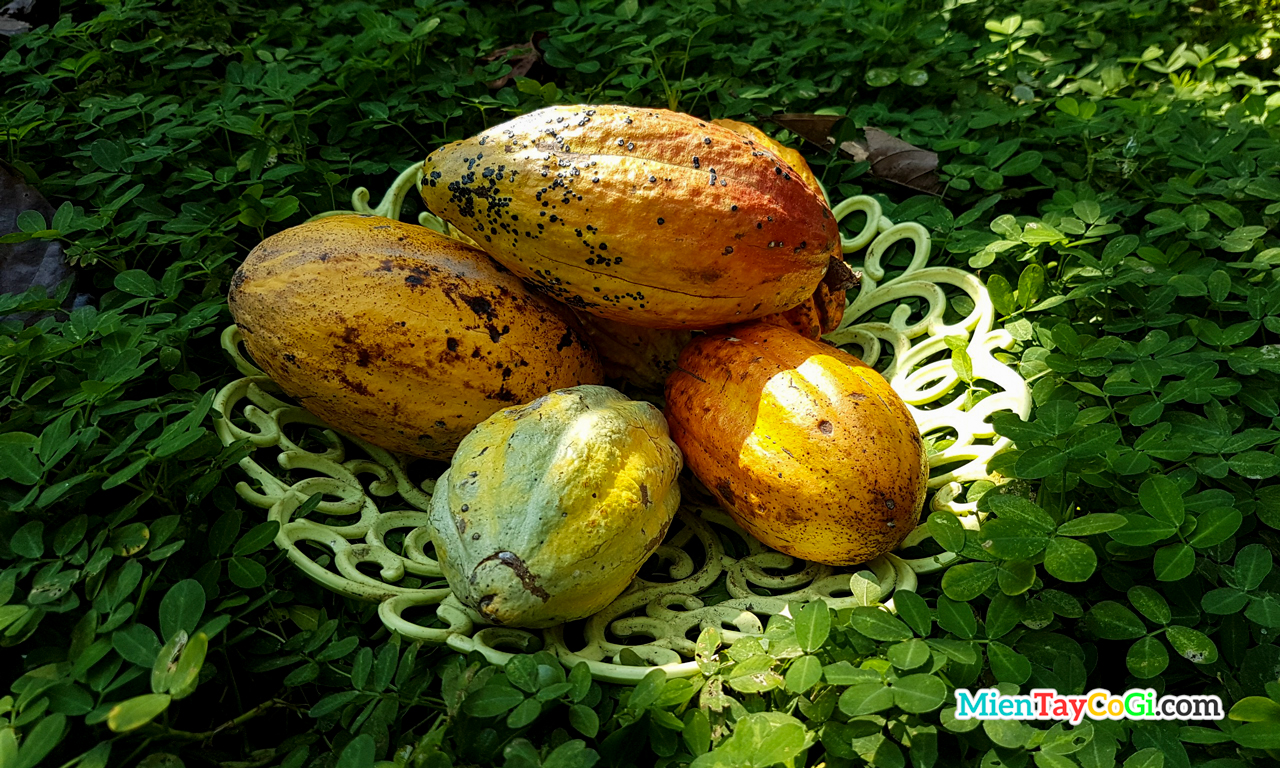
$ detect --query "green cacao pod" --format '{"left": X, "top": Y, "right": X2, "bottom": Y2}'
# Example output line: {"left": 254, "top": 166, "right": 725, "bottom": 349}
{"left": 429, "top": 385, "right": 683, "bottom": 627}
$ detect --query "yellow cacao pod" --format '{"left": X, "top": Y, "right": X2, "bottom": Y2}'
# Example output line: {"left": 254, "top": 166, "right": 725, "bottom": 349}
{"left": 707, "top": 120, "right": 856, "bottom": 340}
{"left": 710, "top": 118, "right": 822, "bottom": 193}
{"left": 228, "top": 214, "right": 603, "bottom": 459}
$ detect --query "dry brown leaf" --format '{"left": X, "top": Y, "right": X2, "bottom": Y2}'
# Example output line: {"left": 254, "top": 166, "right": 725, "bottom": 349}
{"left": 0, "top": 17, "right": 30, "bottom": 35}
{"left": 766, "top": 113, "right": 942, "bottom": 197}
{"left": 764, "top": 113, "right": 842, "bottom": 150}
{"left": 0, "top": 0, "right": 54, "bottom": 37}
{"left": 842, "top": 127, "right": 943, "bottom": 196}
{"left": 1, "top": 161, "right": 73, "bottom": 320}
{"left": 482, "top": 32, "right": 548, "bottom": 90}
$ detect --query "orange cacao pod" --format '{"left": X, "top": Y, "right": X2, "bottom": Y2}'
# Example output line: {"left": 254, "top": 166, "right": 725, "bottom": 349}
{"left": 664, "top": 322, "right": 928, "bottom": 565}
{"left": 420, "top": 105, "right": 840, "bottom": 329}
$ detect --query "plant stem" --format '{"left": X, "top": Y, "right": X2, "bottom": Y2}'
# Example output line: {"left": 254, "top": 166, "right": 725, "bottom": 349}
{"left": 142, "top": 698, "right": 285, "bottom": 742}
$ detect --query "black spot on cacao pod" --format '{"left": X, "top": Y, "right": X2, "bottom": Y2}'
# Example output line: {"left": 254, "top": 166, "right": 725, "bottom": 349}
{"left": 485, "top": 323, "right": 510, "bottom": 343}
{"left": 462, "top": 295, "right": 497, "bottom": 320}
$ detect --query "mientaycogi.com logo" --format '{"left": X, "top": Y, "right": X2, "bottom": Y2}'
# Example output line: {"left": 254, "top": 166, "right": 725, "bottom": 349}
{"left": 954, "top": 688, "right": 1225, "bottom": 725}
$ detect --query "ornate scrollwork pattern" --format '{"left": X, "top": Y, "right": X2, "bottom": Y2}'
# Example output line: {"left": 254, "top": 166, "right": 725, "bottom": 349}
{"left": 214, "top": 193, "right": 1031, "bottom": 684}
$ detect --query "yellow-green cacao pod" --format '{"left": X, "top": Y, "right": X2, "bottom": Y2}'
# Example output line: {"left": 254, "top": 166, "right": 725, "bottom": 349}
{"left": 429, "top": 385, "right": 683, "bottom": 627}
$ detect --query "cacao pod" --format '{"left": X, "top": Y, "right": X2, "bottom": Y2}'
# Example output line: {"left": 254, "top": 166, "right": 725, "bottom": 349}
{"left": 228, "top": 214, "right": 603, "bottom": 459}
{"left": 429, "top": 385, "right": 683, "bottom": 627}
{"left": 710, "top": 118, "right": 822, "bottom": 193}
{"left": 710, "top": 119, "right": 854, "bottom": 339}
{"left": 420, "top": 104, "right": 840, "bottom": 329}
{"left": 758, "top": 258, "right": 857, "bottom": 339}
{"left": 572, "top": 310, "right": 693, "bottom": 390}
{"left": 664, "top": 322, "right": 927, "bottom": 565}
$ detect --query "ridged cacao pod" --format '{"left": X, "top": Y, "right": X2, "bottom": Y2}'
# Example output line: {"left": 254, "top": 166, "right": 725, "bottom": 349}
{"left": 572, "top": 310, "right": 693, "bottom": 390}
{"left": 708, "top": 120, "right": 855, "bottom": 339}
{"left": 664, "top": 322, "right": 927, "bottom": 565}
{"left": 228, "top": 214, "right": 603, "bottom": 459}
{"left": 429, "top": 385, "right": 683, "bottom": 627}
{"left": 420, "top": 104, "right": 840, "bottom": 329}
{"left": 757, "top": 259, "right": 857, "bottom": 339}
{"left": 710, "top": 118, "right": 822, "bottom": 193}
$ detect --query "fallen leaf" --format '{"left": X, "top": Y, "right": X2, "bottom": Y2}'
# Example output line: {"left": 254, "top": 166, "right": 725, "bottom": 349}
{"left": 844, "top": 127, "right": 943, "bottom": 196}
{"left": 1, "top": 0, "right": 43, "bottom": 13}
{"left": 0, "top": 0, "right": 57, "bottom": 37}
{"left": 0, "top": 17, "right": 30, "bottom": 35}
{"left": 763, "top": 113, "right": 842, "bottom": 150}
{"left": 765, "top": 113, "right": 943, "bottom": 196}
{"left": 482, "top": 32, "right": 548, "bottom": 89}
{"left": 1, "top": 161, "right": 74, "bottom": 320}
